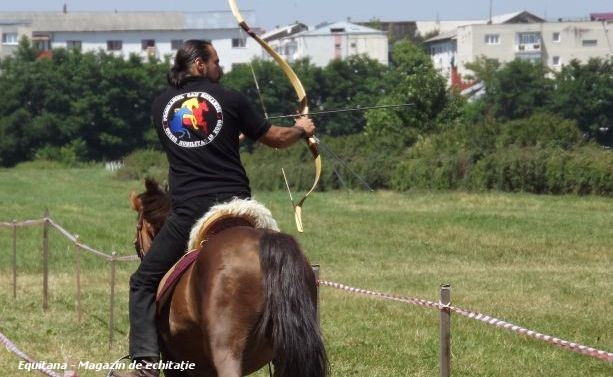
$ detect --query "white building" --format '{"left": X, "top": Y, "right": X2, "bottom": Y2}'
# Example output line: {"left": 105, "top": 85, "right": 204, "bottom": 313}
{"left": 262, "top": 21, "right": 389, "bottom": 67}
{"left": 425, "top": 11, "right": 613, "bottom": 87}
{"left": 0, "top": 11, "right": 261, "bottom": 71}
{"left": 416, "top": 20, "right": 486, "bottom": 37}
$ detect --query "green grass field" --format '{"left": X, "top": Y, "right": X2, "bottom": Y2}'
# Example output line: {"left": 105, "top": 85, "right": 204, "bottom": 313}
{"left": 0, "top": 167, "right": 611, "bottom": 376}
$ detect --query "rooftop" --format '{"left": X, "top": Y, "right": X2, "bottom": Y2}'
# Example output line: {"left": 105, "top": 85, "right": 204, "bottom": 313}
{"left": 590, "top": 12, "right": 613, "bottom": 21}
{"left": 302, "top": 21, "right": 386, "bottom": 36}
{"left": 0, "top": 11, "right": 256, "bottom": 32}
{"left": 261, "top": 23, "right": 308, "bottom": 42}
{"left": 424, "top": 10, "right": 546, "bottom": 44}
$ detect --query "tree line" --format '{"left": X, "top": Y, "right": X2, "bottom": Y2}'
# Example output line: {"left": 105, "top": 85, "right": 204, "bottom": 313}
{"left": 2, "top": 37, "right": 612, "bottom": 195}
{"left": 0, "top": 37, "right": 455, "bottom": 167}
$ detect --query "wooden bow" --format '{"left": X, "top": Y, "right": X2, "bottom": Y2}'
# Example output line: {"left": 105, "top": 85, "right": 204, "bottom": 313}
{"left": 228, "top": 0, "right": 321, "bottom": 232}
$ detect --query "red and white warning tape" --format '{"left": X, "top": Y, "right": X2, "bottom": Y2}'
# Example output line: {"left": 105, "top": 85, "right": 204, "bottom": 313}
{"left": 0, "top": 331, "right": 63, "bottom": 377}
{"left": 319, "top": 280, "right": 613, "bottom": 363}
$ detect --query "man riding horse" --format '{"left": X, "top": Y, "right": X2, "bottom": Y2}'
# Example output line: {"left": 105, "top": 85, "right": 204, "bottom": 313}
{"left": 111, "top": 40, "right": 317, "bottom": 377}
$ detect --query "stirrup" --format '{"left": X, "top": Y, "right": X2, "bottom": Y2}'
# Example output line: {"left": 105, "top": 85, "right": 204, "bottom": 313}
{"left": 106, "top": 354, "right": 131, "bottom": 377}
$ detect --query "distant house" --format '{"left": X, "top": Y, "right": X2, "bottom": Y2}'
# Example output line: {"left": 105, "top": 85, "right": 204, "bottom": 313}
{"left": 357, "top": 21, "right": 418, "bottom": 42}
{"left": 0, "top": 10, "right": 262, "bottom": 71}
{"left": 424, "top": 11, "right": 613, "bottom": 89}
{"left": 263, "top": 21, "right": 388, "bottom": 67}
{"left": 590, "top": 13, "right": 613, "bottom": 22}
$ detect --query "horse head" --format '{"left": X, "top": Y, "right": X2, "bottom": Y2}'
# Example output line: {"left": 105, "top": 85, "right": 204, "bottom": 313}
{"left": 130, "top": 178, "right": 172, "bottom": 259}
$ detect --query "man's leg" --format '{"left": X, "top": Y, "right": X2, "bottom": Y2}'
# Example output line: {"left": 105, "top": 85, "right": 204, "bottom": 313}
{"left": 128, "top": 211, "right": 192, "bottom": 359}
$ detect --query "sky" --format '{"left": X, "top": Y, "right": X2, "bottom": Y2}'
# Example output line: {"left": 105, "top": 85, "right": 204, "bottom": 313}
{"left": 1, "top": 1, "right": 611, "bottom": 31}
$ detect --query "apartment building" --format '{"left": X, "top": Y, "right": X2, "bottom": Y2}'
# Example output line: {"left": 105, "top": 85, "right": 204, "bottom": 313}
{"left": 262, "top": 21, "right": 389, "bottom": 67}
{"left": 0, "top": 11, "right": 262, "bottom": 71}
{"left": 425, "top": 11, "right": 613, "bottom": 86}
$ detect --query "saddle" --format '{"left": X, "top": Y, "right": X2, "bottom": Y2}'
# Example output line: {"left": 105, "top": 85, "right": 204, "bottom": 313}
{"left": 156, "top": 198, "right": 279, "bottom": 303}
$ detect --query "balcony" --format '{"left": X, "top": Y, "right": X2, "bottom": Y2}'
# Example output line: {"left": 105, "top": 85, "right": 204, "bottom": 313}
{"left": 516, "top": 43, "right": 541, "bottom": 52}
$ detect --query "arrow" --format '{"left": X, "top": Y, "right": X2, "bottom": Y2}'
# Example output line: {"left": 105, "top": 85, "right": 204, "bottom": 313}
{"left": 266, "top": 103, "right": 414, "bottom": 120}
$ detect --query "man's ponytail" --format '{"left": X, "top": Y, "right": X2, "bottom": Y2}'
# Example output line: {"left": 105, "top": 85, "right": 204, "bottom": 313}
{"left": 167, "top": 40, "right": 212, "bottom": 88}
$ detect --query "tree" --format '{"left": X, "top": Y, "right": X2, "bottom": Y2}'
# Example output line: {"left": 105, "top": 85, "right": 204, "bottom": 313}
{"left": 316, "top": 55, "right": 387, "bottom": 136}
{"left": 0, "top": 38, "right": 168, "bottom": 166}
{"left": 365, "top": 40, "right": 448, "bottom": 148}
{"left": 487, "top": 59, "right": 553, "bottom": 120}
{"left": 464, "top": 55, "right": 501, "bottom": 90}
{"left": 550, "top": 58, "right": 613, "bottom": 145}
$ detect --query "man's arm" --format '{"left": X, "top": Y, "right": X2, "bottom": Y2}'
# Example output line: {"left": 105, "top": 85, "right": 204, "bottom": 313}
{"left": 258, "top": 117, "right": 316, "bottom": 148}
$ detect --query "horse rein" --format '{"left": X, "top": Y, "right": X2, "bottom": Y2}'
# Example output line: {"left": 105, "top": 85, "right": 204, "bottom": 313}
{"left": 134, "top": 210, "right": 151, "bottom": 259}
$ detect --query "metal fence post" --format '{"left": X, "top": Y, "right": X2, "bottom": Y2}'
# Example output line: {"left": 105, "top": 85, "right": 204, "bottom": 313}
{"left": 440, "top": 284, "right": 451, "bottom": 377}
{"left": 109, "top": 251, "right": 117, "bottom": 349}
{"left": 42, "top": 209, "right": 49, "bottom": 311}
{"left": 12, "top": 220, "right": 17, "bottom": 299}
{"left": 75, "top": 235, "right": 82, "bottom": 323}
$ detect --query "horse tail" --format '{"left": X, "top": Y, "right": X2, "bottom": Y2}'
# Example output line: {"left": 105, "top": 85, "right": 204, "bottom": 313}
{"left": 257, "top": 232, "right": 329, "bottom": 377}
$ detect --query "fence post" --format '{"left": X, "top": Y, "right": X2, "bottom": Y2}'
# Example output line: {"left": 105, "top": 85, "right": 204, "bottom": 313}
{"left": 440, "top": 284, "right": 451, "bottom": 377}
{"left": 312, "top": 264, "right": 321, "bottom": 325}
{"left": 12, "top": 219, "right": 17, "bottom": 299}
{"left": 42, "top": 208, "right": 49, "bottom": 311}
{"left": 75, "top": 235, "right": 82, "bottom": 324}
{"left": 109, "top": 251, "right": 117, "bottom": 349}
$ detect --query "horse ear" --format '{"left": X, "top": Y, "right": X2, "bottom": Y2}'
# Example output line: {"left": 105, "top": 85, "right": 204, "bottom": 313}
{"left": 129, "top": 191, "right": 142, "bottom": 211}
{"left": 144, "top": 177, "right": 160, "bottom": 194}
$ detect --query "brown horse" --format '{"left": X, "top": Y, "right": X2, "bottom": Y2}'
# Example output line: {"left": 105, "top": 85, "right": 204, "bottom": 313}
{"left": 129, "top": 179, "right": 328, "bottom": 377}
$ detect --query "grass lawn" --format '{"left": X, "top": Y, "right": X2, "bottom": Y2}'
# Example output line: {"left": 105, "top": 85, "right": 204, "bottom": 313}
{"left": 0, "top": 166, "right": 611, "bottom": 376}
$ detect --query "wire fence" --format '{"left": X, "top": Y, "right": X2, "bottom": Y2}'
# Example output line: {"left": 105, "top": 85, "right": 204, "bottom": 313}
{"left": 1, "top": 214, "right": 611, "bottom": 377}
{"left": 319, "top": 280, "right": 613, "bottom": 363}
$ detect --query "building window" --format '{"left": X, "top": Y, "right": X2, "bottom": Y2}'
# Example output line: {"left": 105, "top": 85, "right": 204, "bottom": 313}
{"left": 582, "top": 40, "right": 598, "bottom": 47}
{"left": 141, "top": 39, "right": 155, "bottom": 50}
{"left": 485, "top": 34, "right": 500, "bottom": 45}
{"left": 1, "top": 32, "right": 18, "bottom": 45}
{"left": 552, "top": 56, "right": 561, "bottom": 66}
{"left": 171, "top": 39, "right": 183, "bottom": 50}
{"left": 552, "top": 32, "right": 561, "bottom": 42}
{"left": 107, "top": 40, "right": 122, "bottom": 51}
{"left": 66, "top": 40, "right": 82, "bottom": 50}
{"left": 232, "top": 38, "right": 246, "bottom": 48}
{"left": 518, "top": 32, "right": 541, "bottom": 45}
{"left": 33, "top": 40, "right": 50, "bottom": 51}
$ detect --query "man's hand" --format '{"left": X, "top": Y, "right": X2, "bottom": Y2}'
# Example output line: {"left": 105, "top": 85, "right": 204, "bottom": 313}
{"left": 294, "top": 117, "right": 315, "bottom": 139}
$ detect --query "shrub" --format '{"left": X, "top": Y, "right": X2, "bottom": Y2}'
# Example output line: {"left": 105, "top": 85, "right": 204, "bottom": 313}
{"left": 564, "top": 146, "right": 613, "bottom": 195}
{"left": 391, "top": 112, "right": 613, "bottom": 195}
{"left": 243, "top": 134, "right": 400, "bottom": 192}
{"left": 392, "top": 149, "right": 473, "bottom": 191}
{"left": 495, "top": 113, "right": 582, "bottom": 149}
{"left": 115, "top": 149, "right": 168, "bottom": 183}
{"left": 13, "top": 159, "right": 66, "bottom": 170}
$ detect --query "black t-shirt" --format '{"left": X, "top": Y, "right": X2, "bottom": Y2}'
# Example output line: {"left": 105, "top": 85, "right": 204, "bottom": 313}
{"left": 151, "top": 76, "right": 271, "bottom": 204}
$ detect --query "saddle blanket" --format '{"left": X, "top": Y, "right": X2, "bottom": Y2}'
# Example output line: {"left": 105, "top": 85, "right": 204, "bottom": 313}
{"left": 155, "top": 198, "right": 279, "bottom": 303}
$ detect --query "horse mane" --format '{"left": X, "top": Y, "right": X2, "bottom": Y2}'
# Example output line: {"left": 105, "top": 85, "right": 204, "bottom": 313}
{"left": 139, "top": 178, "right": 172, "bottom": 234}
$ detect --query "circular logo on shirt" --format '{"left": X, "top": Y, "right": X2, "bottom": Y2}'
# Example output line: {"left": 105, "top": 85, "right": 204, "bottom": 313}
{"left": 161, "top": 92, "right": 223, "bottom": 148}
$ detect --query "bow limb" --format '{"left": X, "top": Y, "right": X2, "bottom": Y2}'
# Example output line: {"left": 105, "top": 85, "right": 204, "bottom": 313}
{"left": 229, "top": 0, "right": 321, "bottom": 232}
{"left": 294, "top": 139, "right": 321, "bottom": 232}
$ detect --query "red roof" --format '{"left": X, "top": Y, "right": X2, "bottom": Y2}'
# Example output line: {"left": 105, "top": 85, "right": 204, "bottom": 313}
{"left": 590, "top": 13, "right": 613, "bottom": 21}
